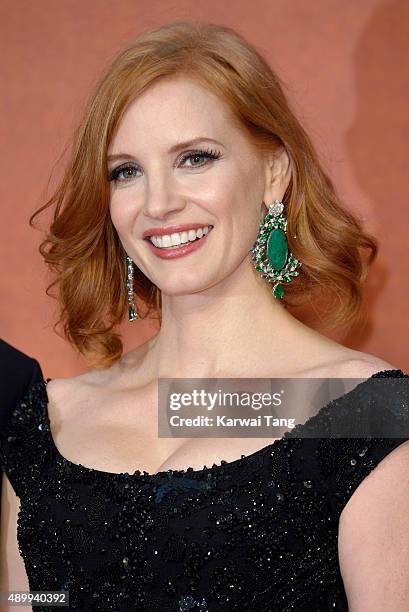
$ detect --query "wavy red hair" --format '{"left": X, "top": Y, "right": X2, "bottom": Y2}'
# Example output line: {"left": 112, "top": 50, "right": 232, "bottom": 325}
{"left": 30, "top": 20, "right": 378, "bottom": 368}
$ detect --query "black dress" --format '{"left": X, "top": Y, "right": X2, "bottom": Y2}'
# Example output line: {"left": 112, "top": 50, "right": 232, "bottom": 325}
{"left": 0, "top": 338, "right": 43, "bottom": 524}
{"left": 1, "top": 370, "right": 408, "bottom": 611}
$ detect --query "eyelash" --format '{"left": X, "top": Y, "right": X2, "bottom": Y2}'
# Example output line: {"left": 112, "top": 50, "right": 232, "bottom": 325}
{"left": 108, "top": 148, "right": 222, "bottom": 184}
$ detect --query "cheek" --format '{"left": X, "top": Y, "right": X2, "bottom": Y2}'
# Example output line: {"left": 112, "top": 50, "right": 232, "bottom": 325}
{"left": 109, "top": 194, "right": 136, "bottom": 236}
{"left": 221, "top": 171, "right": 260, "bottom": 222}
{"left": 225, "top": 177, "right": 263, "bottom": 250}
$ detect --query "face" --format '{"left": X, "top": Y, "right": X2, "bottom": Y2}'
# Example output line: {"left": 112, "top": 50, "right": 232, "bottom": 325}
{"left": 107, "top": 76, "right": 278, "bottom": 296}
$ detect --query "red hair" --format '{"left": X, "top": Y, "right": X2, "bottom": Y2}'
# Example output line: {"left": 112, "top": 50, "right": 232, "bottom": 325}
{"left": 30, "top": 20, "right": 378, "bottom": 368}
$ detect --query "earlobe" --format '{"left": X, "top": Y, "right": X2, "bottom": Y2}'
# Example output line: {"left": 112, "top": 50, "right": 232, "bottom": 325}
{"left": 259, "top": 201, "right": 268, "bottom": 224}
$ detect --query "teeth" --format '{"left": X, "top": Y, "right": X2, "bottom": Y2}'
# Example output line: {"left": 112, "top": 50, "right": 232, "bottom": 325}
{"left": 170, "top": 232, "right": 181, "bottom": 246}
{"left": 150, "top": 226, "right": 212, "bottom": 249}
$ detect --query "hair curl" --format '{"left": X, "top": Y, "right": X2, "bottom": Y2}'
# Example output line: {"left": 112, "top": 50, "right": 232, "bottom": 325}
{"left": 30, "top": 20, "right": 378, "bottom": 369}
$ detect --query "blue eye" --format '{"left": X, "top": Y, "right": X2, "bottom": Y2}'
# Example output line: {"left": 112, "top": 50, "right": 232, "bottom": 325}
{"left": 108, "top": 148, "right": 222, "bottom": 184}
{"left": 179, "top": 148, "right": 222, "bottom": 167}
{"left": 108, "top": 165, "right": 139, "bottom": 183}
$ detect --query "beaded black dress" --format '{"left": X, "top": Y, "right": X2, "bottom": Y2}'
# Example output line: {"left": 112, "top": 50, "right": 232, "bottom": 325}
{"left": 1, "top": 370, "right": 409, "bottom": 612}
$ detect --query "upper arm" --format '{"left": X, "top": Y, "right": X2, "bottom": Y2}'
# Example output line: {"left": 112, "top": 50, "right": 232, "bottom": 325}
{"left": 0, "top": 471, "right": 30, "bottom": 593}
{"left": 338, "top": 440, "right": 409, "bottom": 611}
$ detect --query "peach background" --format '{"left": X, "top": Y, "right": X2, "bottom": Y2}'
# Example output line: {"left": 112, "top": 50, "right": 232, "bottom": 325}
{"left": 0, "top": 0, "right": 408, "bottom": 378}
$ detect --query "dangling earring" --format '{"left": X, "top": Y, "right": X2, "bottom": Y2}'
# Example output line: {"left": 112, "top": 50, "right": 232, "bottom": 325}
{"left": 250, "top": 200, "right": 302, "bottom": 299}
{"left": 126, "top": 254, "right": 139, "bottom": 321}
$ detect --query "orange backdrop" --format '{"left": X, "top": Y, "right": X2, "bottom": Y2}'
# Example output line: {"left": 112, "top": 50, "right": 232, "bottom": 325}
{"left": 0, "top": 0, "right": 408, "bottom": 378}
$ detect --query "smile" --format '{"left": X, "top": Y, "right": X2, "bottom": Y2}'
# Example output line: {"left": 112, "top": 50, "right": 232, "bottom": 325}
{"left": 148, "top": 225, "right": 212, "bottom": 248}
{"left": 145, "top": 225, "right": 214, "bottom": 260}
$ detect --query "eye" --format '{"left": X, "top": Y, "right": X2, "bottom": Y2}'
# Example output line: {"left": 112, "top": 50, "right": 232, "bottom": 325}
{"left": 179, "top": 148, "right": 222, "bottom": 168}
{"left": 107, "top": 147, "right": 222, "bottom": 184}
{"left": 108, "top": 164, "right": 139, "bottom": 183}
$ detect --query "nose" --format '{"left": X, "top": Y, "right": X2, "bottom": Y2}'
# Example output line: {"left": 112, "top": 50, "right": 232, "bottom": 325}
{"left": 142, "top": 176, "right": 187, "bottom": 221}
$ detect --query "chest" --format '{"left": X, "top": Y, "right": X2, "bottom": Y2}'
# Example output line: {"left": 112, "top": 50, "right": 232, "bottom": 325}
{"left": 48, "top": 382, "right": 279, "bottom": 475}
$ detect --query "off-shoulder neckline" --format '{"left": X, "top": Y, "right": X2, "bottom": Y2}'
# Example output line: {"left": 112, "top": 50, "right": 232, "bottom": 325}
{"left": 34, "top": 369, "right": 407, "bottom": 481}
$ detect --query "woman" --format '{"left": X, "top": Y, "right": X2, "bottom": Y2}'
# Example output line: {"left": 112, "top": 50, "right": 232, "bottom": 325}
{"left": 1, "top": 20, "right": 409, "bottom": 611}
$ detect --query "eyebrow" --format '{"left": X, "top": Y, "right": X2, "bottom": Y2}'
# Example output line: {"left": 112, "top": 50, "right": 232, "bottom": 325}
{"left": 107, "top": 137, "right": 225, "bottom": 163}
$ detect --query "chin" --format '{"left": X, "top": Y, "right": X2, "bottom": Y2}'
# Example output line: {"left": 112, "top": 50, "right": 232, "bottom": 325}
{"left": 159, "top": 286, "right": 205, "bottom": 297}
{"left": 157, "top": 278, "right": 213, "bottom": 297}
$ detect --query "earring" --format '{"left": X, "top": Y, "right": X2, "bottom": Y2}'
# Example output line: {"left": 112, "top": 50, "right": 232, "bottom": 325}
{"left": 250, "top": 200, "right": 302, "bottom": 299}
{"left": 126, "top": 254, "right": 139, "bottom": 321}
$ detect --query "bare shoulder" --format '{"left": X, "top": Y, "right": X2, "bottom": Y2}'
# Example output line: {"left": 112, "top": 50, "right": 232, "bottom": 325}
{"left": 46, "top": 342, "right": 136, "bottom": 397}
{"left": 336, "top": 350, "right": 400, "bottom": 378}
{"left": 285, "top": 321, "right": 400, "bottom": 378}
{"left": 47, "top": 369, "right": 101, "bottom": 400}
{"left": 299, "top": 341, "right": 400, "bottom": 379}
{"left": 45, "top": 366, "right": 115, "bottom": 419}
{"left": 45, "top": 340, "right": 152, "bottom": 416}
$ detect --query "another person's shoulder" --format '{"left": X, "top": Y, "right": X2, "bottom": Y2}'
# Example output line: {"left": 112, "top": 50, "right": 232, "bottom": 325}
{"left": 0, "top": 339, "right": 44, "bottom": 433}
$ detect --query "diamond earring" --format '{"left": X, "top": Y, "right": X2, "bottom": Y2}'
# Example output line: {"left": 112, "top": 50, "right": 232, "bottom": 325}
{"left": 250, "top": 200, "right": 302, "bottom": 299}
{"left": 126, "top": 254, "right": 139, "bottom": 321}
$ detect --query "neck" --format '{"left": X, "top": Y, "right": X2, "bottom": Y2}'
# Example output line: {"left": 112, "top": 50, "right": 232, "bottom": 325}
{"left": 142, "top": 263, "right": 319, "bottom": 378}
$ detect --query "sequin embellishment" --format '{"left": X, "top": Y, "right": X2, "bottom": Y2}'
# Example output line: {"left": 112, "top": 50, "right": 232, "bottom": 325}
{"left": 0, "top": 370, "right": 408, "bottom": 611}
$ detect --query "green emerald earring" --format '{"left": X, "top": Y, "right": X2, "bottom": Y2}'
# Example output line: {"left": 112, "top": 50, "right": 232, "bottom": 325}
{"left": 250, "top": 200, "right": 302, "bottom": 299}
{"left": 126, "top": 254, "right": 139, "bottom": 321}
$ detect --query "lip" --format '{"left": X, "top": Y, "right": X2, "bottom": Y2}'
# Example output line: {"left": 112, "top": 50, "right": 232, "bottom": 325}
{"left": 146, "top": 227, "right": 213, "bottom": 260}
{"left": 143, "top": 223, "right": 213, "bottom": 239}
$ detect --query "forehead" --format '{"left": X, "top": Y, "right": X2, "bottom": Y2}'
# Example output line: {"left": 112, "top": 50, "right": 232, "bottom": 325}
{"left": 109, "top": 76, "right": 246, "bottom": 153}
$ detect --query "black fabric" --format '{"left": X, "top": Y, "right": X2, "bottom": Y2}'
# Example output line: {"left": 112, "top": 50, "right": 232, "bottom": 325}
{"left": 0, "top": 338, "right": 43, "bottom": 522}
{"left": 0, "top": 369, "right": 408, "bottom": 611}
{"left": 0, "top": 339, "right": 44, "bottom": 431}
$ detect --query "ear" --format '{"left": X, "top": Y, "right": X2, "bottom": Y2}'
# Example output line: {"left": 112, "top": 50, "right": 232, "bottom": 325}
{"left": 262, "top": 146, "right": 291, "bottom": 209}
